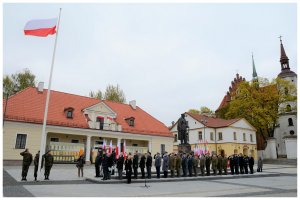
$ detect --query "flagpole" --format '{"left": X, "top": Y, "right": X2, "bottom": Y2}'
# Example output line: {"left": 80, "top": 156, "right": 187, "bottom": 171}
{"left": 37, "top": 8, "right": 62, "bottom": 181}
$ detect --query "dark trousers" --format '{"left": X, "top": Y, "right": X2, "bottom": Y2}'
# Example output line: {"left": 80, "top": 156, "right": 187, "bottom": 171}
{"left": 213, "top": 169, "right": 217, "bottom": 175}
{"left": 118, "top": 169, "right": 123, "bottom": 180}
{"left": 22, "top": 164, "right": 30, "bottom": 178}
{"left": 34, "top": 165, "right": 38, "bottom": 178}
{"left": 176, "top": 168, "right": 181, "bottom": 177}
{"left": 163, "top": 171, "right": 168, "bottom": 178}
{"left": 239, "top": 166, "right": 244, "bottom": 174}
{"left": 244, "top": 165, "right": 248, "bottom": 174}
{"left": 200, "top": 167, "right": 205, "bottom": 176}
{"left": 103, "top": 166, "right": 109, "bottom": 180}
{"left": 206, "top": 165, "right": 210, "bottom": 176}
{"left": 170, "top": 169, "right": 175, "bottom": 177}
{"left": 182, "top": 166, "right": 187, "bottom": 177}
{"left": 126, "top": 170, "right": 132, "bottom": 183}
{"left": 234, "top": 165, "right": 239, "bottom": 174}
{"left": 257, "top": 167, "right": 262, "bottom": 172}
{"left": 140, "top": 167, "right": 145, "bottom": 178}
{"left": 230, "top": 165, "right": 234, "bottom": 175}
{"left": 95, "top": 165, "right": 100, "bottom": 177}
{"left": 78, "top": 167, "right": 83, "bottom": 177}
{"left": 193, "top": 166, "right": 197, "bottom": 176}
{"left": 218, "top": 168, "right": 222, "bottom": 175}
{"left": 146, "top": 166, "right": 151, "bottom": 178}
{"left": 223, "top": 167, "right": 227, "bottom": 175}
{"left": 188, "top": 167, "right": 193, "bottom": 177}
{"left": 133, "top": 167, "right": 138, "bottom": 179}
{"left": 249, "top": 165, "right": 254, "bottom": 174}
{"left": 156, "top": 166, "right": 160, "bottom": 178}
{"left": 44, "top": 165, "right": 52, "bottom": 178}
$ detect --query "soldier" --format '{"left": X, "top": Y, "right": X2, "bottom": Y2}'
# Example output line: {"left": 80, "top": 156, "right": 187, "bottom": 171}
{"left": 133, "top": 151, "right": 139, "bottom": 179}
{"left": 217, "top": 155, "right": 223, "bottom": 175}
{"left": 146, "top": 152, "right": 152, "bottom": 179}
{"left": 76, "top": 154, "right": 85, "bottom": 177}
{"left": 211, "top": 154, "right": 218, "bottom": 176}
{"left": 192, "top": 154, "right": 199, "bottom": 177}
{"left": 239, "top": 153, "right": 244, "bottom": 174}
{"left": 181, "top": 153, "right": 188, "bottom": 177}
{"left": 233, "top": 154, "right": 239, "bottom": 175}
{"left": 169, "top": 153, "right": 175, "bottom": 178}
{"left": 249, "top": 155, "right": 254, "bottom": 174}
{"left": 243, "top": 155, "right": 249, "bottom": 174}
{"left": 222, "top": 154, "right": 228, "bottom": 175}
{"left": 95, "top": 151, "right": 102, "bottom": 178}
{"left": 124, "top": 153, "right": 133, "bottom": 184}
{"left": 257, "top": 157, "right": 263, "bottom": 172}
{"left": 187, "top": 154, "right": 193, "bottom": 177}
{"left": 42, "top": 150, "right": 54, "bottom": 180}
{"left": 205, "top": 153, "right": 211, "bottom": 176}
{"left": 139, "top": 153, "right": 146, "bottom": 179}
{"left": 33, "top": 150, "right": 40, "bottom": 181}
{"left": 229, "top": 155, "right": 234, "bottom": 175}
{"left": 107, "top": 153, "right": 113, "bottom": 180}
{"left": 154, "top": 152, "right": 162, "bottom": 179}
{"left": 20, "top": 148, "right": 33, "bottom": 181}
{"left": 102, "top": 152, "right": 109, "bottom": 180}
{"left": 199, "top": 154, "right": 206, "bottom": 176}
{"left": 175, "top": 153, "right": 182, "bottom": 177}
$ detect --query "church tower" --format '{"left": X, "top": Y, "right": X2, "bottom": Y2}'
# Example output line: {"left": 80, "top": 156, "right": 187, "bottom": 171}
{"left": 273, "top": 37, "right": 297, "bottom": 158}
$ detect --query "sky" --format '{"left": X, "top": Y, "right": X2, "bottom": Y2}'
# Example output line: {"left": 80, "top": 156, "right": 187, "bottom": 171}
{"left": 3, "top": 3, "right": 297, "bottom": 126}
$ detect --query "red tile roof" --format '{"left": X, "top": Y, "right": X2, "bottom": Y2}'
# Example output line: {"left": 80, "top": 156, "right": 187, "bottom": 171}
{"left": 4, "top": 87, "right": 172, "bottom": 137}
{"left": 187, "top": 112, "right": 240, "bottom": 128}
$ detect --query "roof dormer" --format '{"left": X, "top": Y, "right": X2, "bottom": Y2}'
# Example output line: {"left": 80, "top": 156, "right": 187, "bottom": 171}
{"left": 64, "top": 107, "right": 74, "bottom": 119}
{"left": 125, "top": 117, "right": 135, "bottom": 127}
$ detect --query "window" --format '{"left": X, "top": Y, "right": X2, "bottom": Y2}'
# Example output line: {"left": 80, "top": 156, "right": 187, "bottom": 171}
{"left": 210, "top": 132, "right": 214, "bottom": 141}
{"left": 67, "top": 110, "right": 73, "bottom": 118}
{"left": 250, "top": 134, "right": 253, "bottom": 142}
{"left": 198, "top": 131, "right": 203, "bottom": 140}
{"left": 218, "top": 132, "right": 223, "bottom": 140}
{"left": 125, "top": 117, "right": 135, "bottom": 127}
{"left": 161, "top": 144, "right": 165, "bottom": 155}
{"left": 243, "top": 133, "right": 246, "bottom": 141}
{"left": 71, "top": 139, "right": 79, "bottom": 143}
{"left": 174, "top": 134, "right": 178, "bottom": 142}
{"left": 64, "top": 107, "right": 74, "bottom": 119}
{"left": 233, "top": 132, "right": 237, "bottom": 140}
{"left": 288, "top": 118, "right": 294, "bottom": 126}
{"left": 50, "top": 138, "right": 59, "bottom": 142}
{"left": 15, "top": 134, "right": 27, "bottom": 149}
{"left": 132, "top": 144, "right": 138, "bottom": 147}
{"left": 96, "top": 117, "right": 104, "bottom": 130}
{"left": 286, "top": 105, "right": 291, "bottom": 112}
{"left": 95, "top": 141, "right": 103, "bottom": 145}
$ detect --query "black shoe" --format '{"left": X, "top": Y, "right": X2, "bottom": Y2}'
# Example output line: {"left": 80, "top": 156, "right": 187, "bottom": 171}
{"left": 34, "top": 177, "right": 37, "bottom": 181}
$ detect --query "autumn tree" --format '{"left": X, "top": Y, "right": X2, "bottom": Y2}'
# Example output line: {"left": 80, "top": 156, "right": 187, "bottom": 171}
{"left": 188, "top": 109, "right": 200, "bottom": 114}
{"left": 89, "top": 84, "right": 126, "bottom": 103}
{"left": 3, "top": 69, "right": 36, "bottom": 97}
{"left": 89, "top": 90, "right": 103, "bottom": 100}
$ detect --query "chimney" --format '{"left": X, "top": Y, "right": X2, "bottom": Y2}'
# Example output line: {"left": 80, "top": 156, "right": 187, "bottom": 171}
{"left": 37, "top": 82, "right": 44, "bottom": 93}
{"left": 129, "top": 100, "right": 136, "bottom": 110}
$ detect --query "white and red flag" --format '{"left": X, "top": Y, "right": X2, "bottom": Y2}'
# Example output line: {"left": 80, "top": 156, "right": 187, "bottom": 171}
{"left": 123, "top": 139, "right": 127, "bottom": 160}
{"left": 24, "top": 18, "right": 57, "bottom": 37}
{"left": 109, "top": 140, "right": 112, "bottom": 153}
{"left": 103, "top": 139, "right": 106, "bottom": 150}
{"left": 116, "top": 140, "right": 120, "bottom": 159}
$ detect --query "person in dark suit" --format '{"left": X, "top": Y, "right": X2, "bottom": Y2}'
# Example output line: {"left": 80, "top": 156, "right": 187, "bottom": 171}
{"left": 116, "top": 152, "right": 124, "bottom": 180}
{"left": 229, "top": 155, "right": 234, "bottom": 175}
{"left": 205, "top": 153, "right": 211, "bottom": 176}
{"left": 146, "top": 152, "right": 152, "bottom": 179}
{"left": 181, "top": 153, "right": 188, "bottom": 177}
{"left": 133, "top": 151, "right": 139, "bottom": 179}
{"left": 139, "top": 153, "right": 146, "bottom": 179}
{"left": 233, "top": 154, "right": 239, "bottom": 175}
{"left": 249, "top": 155, "right": 254, "bottom": 174}
{"left": 95, "top": 151, "right": 102, "bottom": 178}
{"left": 239, "top": 154, "right": 244, "bottom": 174}
{"left": 125, "top": 153, "right": 133, "bottom": 184}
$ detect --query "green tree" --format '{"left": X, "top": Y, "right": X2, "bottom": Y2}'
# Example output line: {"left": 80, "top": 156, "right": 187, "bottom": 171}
{"left": 188, "top": 109, "right": 200, "bottom": 114}
{"left": 200, "top": 106, "right": 213, "bottom": 114}
{"left": 89, "top": 90, "right": 103, "bottom": 100}
{"left": 3, "top": 69, "right": 36, "bottom": 97}
{"left": 225, "top": 78, "right": 297, "bottom": 141}
{"left": 104, "top": 84, "right": 126, "bottom": 103}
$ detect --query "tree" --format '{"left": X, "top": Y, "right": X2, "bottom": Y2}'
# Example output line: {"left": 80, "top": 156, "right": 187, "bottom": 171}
{"left": 188, "top": 109, "right": 200, "bottom": 114}
{"left": 3, "top": 69, "right": 36, "bottom": 97}
{"left": 104, "top": 84, "right": 126, "bottom": 103}
{"left": 225, "top": 78, "right": 297, "bottom": 141}
{"left": 89, "top": 90, "right": 103, "bottom": 100}
{"left": 200, "top": 106, "right": 213, "bottom": 114}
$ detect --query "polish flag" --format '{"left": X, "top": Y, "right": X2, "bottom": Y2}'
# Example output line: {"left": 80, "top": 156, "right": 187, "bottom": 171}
{"left": 116, "top": 140, "right": 120, "bottom": 159}
{"left": 24, "top": 18, "right": 57, "bottom": 37}
{"left": 123, "top": 140, "right": 127, "bottom": 160}
{"left": 103, "top": 139, "right": 106, "bottom": 150}
{"left": 109, "top": 140, "right": 112, "bottom": 153}
{"left": 107, "top": 116, "right": 114, "bottom": 121}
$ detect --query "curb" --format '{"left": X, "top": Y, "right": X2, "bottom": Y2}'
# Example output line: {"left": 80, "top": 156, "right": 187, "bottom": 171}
{"left": 85, "top": 172, "right": 281, "bottom": 184}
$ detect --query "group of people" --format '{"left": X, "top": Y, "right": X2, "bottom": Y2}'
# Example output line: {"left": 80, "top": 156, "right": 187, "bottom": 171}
{"left": 93, "top": 150, "right": 264, "bottom": 184}
{"left": 20, "top": 149, "right": 54, "bottom": 181}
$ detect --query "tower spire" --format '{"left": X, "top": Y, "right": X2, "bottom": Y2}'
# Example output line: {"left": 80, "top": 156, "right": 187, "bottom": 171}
{"left": 252, "top": 52, "right": 258, "bottom": 81}
{"left": 279, "top": 36, "right": 290, "bottom": 70}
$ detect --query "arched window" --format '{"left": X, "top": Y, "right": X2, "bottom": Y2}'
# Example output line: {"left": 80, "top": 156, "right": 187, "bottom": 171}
{"left": 286, "top": 105, "right": 292, "bottom": 112}
{"left": 288, "top": 118, "right": 293, "bottom": 126}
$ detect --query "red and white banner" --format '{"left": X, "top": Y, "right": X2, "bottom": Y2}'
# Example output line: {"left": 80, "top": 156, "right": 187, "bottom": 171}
{"left": 109, "top": 140, "right": 112, "bottom": 153}
{"left": 24, "top": 18, "right": 57, "bottom": 37}
{"left": 116, "top": 140, "right": 120, "bottom": 159}
{"left": 107, "top": 116, "right": 114, "bottom": 121}
{"left": 103, "top": 139, "right": 106, "bottom": 150}
{"left": 123, "top": 140, "right": 127, "bottom": 160}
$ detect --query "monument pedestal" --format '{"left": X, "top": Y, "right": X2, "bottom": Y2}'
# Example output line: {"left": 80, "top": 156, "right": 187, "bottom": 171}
{"left": 178, "top": 144, "right": 191, "bottom": 154}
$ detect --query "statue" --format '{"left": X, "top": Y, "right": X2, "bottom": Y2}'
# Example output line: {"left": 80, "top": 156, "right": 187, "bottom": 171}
{"left": 177, "top": 114, "right": 189, "bottom": 144}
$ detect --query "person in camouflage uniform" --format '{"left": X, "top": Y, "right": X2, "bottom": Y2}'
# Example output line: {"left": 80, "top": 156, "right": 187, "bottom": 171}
{"left": 20, "top": 148, "right": 33, "bottom": 181}
{"left": 42, "top": 150, "right": 54, "bottom": 180}
{"left": 169, "top": 153, "right": 176, "bottom": 178}
{"left": 217, "top": 155, "right": 223, "bottom": 175}
{"left": 33, "top": 151, "right": 40, "bottom": 181}
{"left": 192, "top": 154, "right": 199, "bottom": 176}
{"left": 222, "top": 154, "right": 228, "bottom": 175}
{"left": 199, "top": 154, "right": 206, "bottom": 176}
{"left": 175, "top": 153, "right": 182, "bottom": 177}
{"left": 211, "top": 154, "right": 218, "bottom": 176}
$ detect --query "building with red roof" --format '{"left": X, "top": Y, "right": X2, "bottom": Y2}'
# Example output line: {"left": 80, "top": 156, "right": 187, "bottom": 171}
{"left": 3, "top": 86, "right": 173, "bottom": 164}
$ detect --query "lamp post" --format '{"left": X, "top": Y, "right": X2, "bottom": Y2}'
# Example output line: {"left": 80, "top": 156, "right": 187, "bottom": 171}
{"left": 200, "top": 118, "right": 207, "bottom": 152}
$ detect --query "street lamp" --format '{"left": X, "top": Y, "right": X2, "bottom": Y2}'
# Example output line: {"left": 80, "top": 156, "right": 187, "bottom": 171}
{"left": 200, "top": 118, "right": 207, "bottom": 152}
